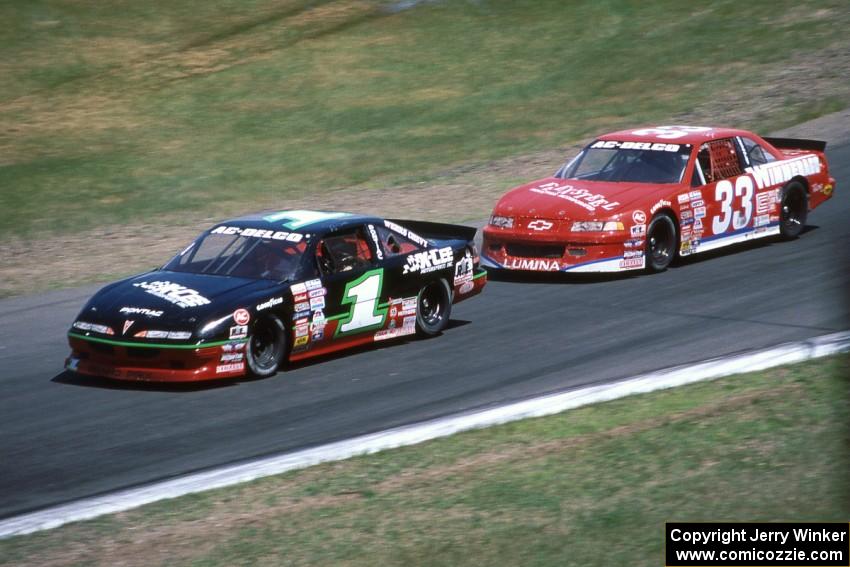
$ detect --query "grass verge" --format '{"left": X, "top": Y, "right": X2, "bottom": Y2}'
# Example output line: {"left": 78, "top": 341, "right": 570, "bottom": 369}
{"left": 1, "top": 355, "right": 847, "bottom": 566}
{"left": 2, "top": 0, "right": 849, "bottom": 238}
{"left": 2, "top": 0, "right": 849, "bottom": 296}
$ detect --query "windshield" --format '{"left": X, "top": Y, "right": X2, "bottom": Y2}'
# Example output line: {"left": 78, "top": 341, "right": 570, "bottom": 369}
{"left": 556, "top": 140, "right": 692, "bottom": 184}
{"left": 164, "top": 226, "right": 309, "bottom": 281}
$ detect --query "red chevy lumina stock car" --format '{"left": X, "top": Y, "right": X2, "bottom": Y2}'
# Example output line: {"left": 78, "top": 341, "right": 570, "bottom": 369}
{"left": 482, "top": 126, "right": 835, "bottom": 273}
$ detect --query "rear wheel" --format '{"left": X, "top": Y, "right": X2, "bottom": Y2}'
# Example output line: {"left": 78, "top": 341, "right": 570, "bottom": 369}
{"left": 646, "top": 213, "right": 678, "bottom": 273}
{"left": 779, "top": 180, "right": 808, "bottom": 240}
{"left": 416, "top": 279, "right": 452, "bottom": 336}
{"left": 245, "top": 315, "right": 287, "bottom": 378}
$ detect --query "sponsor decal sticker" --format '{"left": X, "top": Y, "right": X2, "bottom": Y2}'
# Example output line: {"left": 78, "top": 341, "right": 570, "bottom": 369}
{"left": 308, "top": 287, "right": 327, "bottom": 298}
{"left": 689, "top": 190, "right": 702, "bottom": 200}
{"left": 677, "top": 193, "right": 690, "bottom": 204}
{"left": 507, "top": 258, "right": 560, "bottom": 271}
{"left": 679, "top": 239, "right": 700, "bottom": 255}
{"left": 123, "top": 320, "right": 134, "bottom": 335}
{"left": 367, "top": 224, "right": 384, "bottom": 260}
{"left": 527, "top": 219, "right": 554, "bottom": 231}
{"left": 256, "top": 297, "right": 283, "bottom": 311}
{"left": 216, "top": 363, "right": 244, "bottom": 374}
{"left": 233, "top": 309, "right": 251, "bottom": 326}
{"left": 745, "top": 154, "right": 821, "bottom": 189}
{"left": 220, "top": 352, "right": 244, "bottom": 363}
{"left": 119, "top": 307, "right": 163, "bottom": 317}
{"left": 459, "top": 281, "right": 475, "bottom": 294}
{"left": 294, "top": 336, "right": 309, "bottom": 347}
{"left": 309, "top": 296, "right": 325, "bottom": 310}
{"left": 630, "top": 224, "right": 646, "bottom": 237}
{"left": 756, "top": 190, "right": 777, "bottom": 214}
{"left": 754, "top": 214, "right": 771, "bottom": 227}
{"left": 619, "top": 257, "right": 645, "bottom": 269}
{"left": 454, "top": 250, "right": 474, "bottom": 286}
{"left": 210, "top": 225, "right": 303, "bottom": 242}
{"left": 291, "top": 282, "right": 307, "bottom": 295}
{"left": 632, "top": 210, "right": 647, "bottom": 224}
{"left": 305, "top": 279, "right": 323, "bottom": 291}
{"left": 529, "top": 182, "right": 620, "bottom": 212}
{"left": 384, "top": 220, "right": 430, "bottom": 248}
{"left": 693, "top": 206, "right": 706, "bottom": 219}
{"left": 591, "top": 140, "right": 681, "bottom": 151}
{"left": 403, "top": 247, "right": 454, "bottom": 275}
{"left": 133, "top": 281, "right": 211, "bottom": 309}
{"left": 650, "top": 200, "right": 671, "bottom": 214}
{"left": 229, "top": 325, "right": 248, "bottom": 339}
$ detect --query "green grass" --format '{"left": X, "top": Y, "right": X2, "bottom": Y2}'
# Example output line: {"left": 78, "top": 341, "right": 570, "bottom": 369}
{"left": 1, "top": 355, "right": 847, "bottom": 566}
{"left": 1, "top": 0, "right": 848, "bottom": 237}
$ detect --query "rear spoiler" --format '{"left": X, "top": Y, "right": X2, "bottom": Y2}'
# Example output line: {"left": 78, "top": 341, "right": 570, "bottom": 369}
{"left": 763, "top": 137, "right": 827, "bottom": 153}
{"left": 386, "top": 219, "right": 477, "bottom": 243}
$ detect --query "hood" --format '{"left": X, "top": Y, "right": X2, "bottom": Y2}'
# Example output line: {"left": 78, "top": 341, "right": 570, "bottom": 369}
{"left": 493, "top": 177, "right": 673, "bottom": 220}
{"left": 76, "top": 270, "right": 281, "bottom": 331}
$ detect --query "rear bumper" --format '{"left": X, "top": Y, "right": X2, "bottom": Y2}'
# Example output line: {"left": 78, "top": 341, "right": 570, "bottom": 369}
{"left": 481, "top": 228, "right": 644, "bottom": 273}
{"left": 452, "top": 267, "right": 487, "bottom": 303}
{"left": 65, "top": 335, "right": 247, "bottom": 382}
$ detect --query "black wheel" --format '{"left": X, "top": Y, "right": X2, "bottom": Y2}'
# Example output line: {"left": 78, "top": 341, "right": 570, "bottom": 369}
{"left": 779, "top": 180, "right": 808, "bottom": 240}
{"left": 245, "top": 315, "right": 287, "bottom": 378}
{"left": 646, "top": 214, "right": 678, "bottom": 273}
{"left": 416, "top": 279, "right": 452, "bottom": 336}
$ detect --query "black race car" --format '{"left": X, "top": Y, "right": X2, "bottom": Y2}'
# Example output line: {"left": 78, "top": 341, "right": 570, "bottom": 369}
{"left": 66, "top": 210, "right": 487, "bottom": 382}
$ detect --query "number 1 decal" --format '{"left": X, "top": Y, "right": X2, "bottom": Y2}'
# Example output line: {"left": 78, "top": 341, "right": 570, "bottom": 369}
{"left": 337, "top": 269, "right": 387, "bottom": 335}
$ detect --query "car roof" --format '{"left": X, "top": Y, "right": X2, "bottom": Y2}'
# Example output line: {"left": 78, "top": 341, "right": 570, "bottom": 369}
{"left": 217, "top": 210, "right": 382, "bottom": 235}
{"left": 599, "top": 126, "right": 757, "bottom": 145}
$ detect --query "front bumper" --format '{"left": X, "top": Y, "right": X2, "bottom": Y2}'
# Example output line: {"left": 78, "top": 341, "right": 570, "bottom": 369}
{"left": 481, "top": 227, "right": 645, "bottom": 273}
{"left": 65, "top": 334, "right": 247, "bottom": 382}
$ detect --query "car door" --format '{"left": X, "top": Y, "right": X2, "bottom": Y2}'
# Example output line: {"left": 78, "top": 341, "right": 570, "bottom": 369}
{"left": 694, "top": 138, "right": 752, "bottom": 240}
{"left": 310, "top": 224, "right": 404, "bottom": 350}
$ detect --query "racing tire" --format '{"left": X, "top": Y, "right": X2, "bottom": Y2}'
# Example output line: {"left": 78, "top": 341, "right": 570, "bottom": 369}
{"left": 779, "top": 180, "right": 808, "bottom": 240}
{"left": 416, "top": 279, "right": 452, "bottom": 337}
{"left": 646, "top": 213, "right": 678, "bottom": 273}
{"left": 245, "top": 315, "right": 287, "bottom": 378}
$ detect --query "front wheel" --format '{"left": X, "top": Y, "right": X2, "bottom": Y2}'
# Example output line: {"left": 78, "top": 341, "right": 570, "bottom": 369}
{"left": 646, "top": 214, "right": 678, "bottom": 273}
{"left": 245, "top": 315, "right": 287, "bottom": 378}
{"left": 779, "top": 180, "right": 808, "bottom": 240}
{"left": 416, "top": 279, "right": 452, "bottom": 336}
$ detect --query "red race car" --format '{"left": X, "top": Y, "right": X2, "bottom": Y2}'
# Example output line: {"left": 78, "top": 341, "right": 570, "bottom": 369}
{"left": 482, "top": 126, "right": 835, "bottom": 273}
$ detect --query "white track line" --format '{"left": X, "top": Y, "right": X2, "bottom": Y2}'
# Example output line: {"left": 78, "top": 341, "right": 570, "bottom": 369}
{"left": 2, "top": 330, "right": 848, "bottom": 538}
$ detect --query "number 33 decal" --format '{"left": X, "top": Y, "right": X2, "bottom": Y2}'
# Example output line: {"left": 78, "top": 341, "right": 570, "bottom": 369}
{"left": 712, "top": 176, "right": 754, "bottom": 233}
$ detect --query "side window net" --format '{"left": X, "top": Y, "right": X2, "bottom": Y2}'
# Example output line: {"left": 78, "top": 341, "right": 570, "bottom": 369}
{"left": 699, "top": 139, "right": 743, "bottom": 182}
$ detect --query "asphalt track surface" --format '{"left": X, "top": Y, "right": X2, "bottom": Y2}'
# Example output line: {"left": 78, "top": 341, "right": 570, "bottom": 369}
{"left": 1, "top": 143, "right": 848, "bottom": 520}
